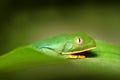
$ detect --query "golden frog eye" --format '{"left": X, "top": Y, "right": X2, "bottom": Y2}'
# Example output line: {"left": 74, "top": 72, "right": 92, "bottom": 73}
{"left": 76, "top": 38, "right": 83, "bottom": 45}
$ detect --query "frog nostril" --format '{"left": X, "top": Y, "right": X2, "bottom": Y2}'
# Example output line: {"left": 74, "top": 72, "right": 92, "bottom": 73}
{"left": 91, "top": 40, "right": 96, "bottom": 47}
{"left": 90, "top": 40, "right": 95, "bottom": 44}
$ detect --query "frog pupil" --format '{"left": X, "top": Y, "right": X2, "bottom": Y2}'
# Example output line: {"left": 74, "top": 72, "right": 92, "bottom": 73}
{"left": 78, "top": 38, "right": 81, "bottom": 43}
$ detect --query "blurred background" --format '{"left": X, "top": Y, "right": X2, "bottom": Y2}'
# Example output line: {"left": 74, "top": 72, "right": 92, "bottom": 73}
{"left": 0, "top": 0, "right": 120, "bottom": 55}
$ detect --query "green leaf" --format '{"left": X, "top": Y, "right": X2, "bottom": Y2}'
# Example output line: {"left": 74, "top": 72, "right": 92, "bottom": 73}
{"left": 0, "top": 40, "right": 120, "bottom": 80}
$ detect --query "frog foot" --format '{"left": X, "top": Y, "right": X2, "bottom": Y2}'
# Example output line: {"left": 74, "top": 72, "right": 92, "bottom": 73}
{"left": 68, "top": 55, "right": 85, "bottom": 59}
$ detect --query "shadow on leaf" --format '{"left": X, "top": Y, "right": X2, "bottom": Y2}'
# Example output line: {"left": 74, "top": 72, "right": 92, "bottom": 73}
{"left": 72, "top": 51, "right": 98, "bottom": 58}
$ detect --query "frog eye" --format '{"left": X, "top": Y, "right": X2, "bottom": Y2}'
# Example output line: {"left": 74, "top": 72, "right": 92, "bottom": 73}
{"left": 76, "top": 38, "right": 83, "bottom": 45}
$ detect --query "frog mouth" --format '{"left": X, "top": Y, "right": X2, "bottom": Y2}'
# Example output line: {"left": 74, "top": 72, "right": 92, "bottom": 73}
{"left": 61, "top": 47, "right": 96, "bottom": 55}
